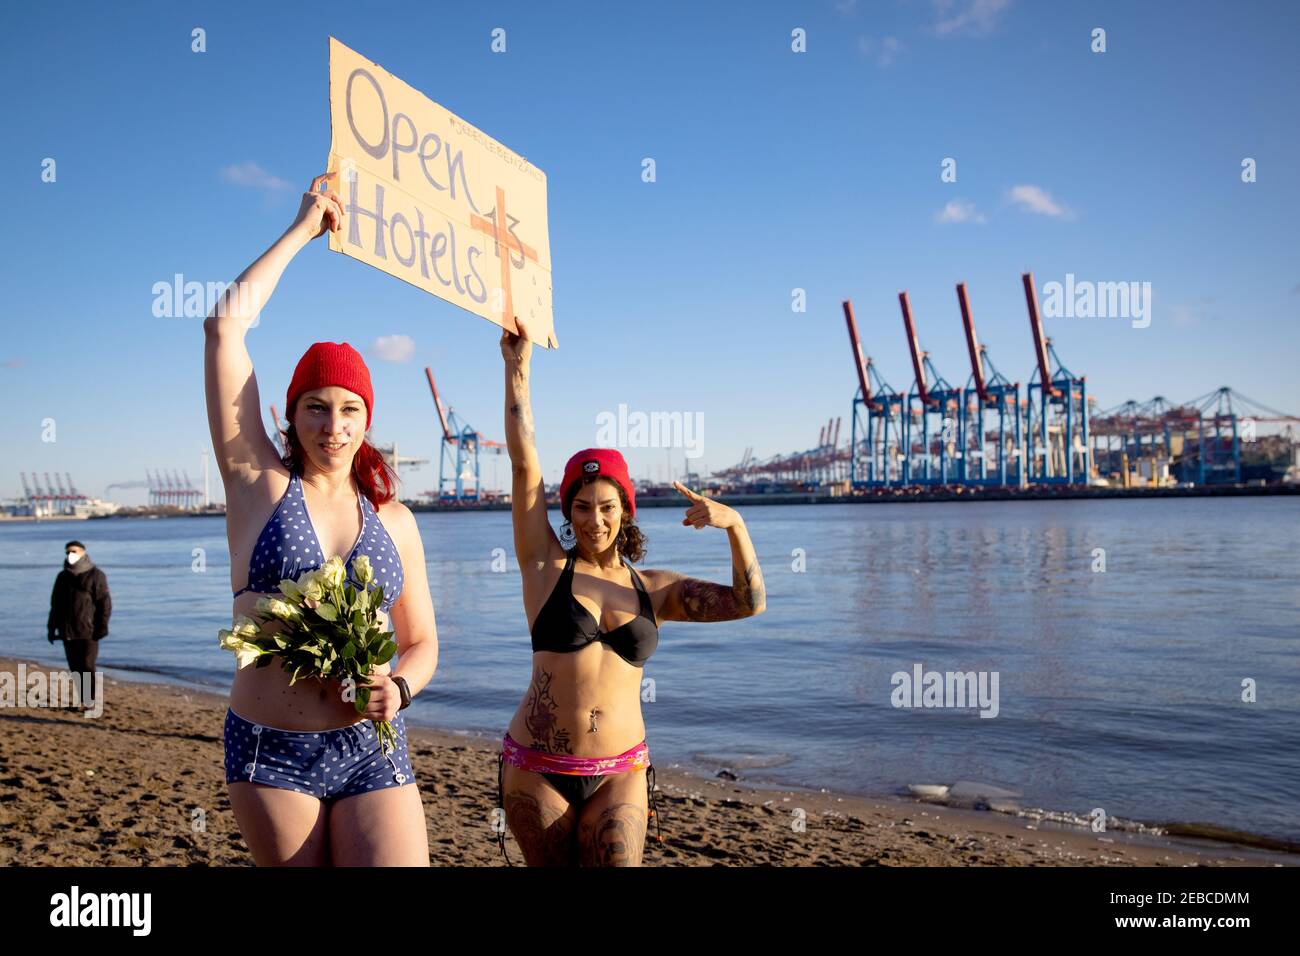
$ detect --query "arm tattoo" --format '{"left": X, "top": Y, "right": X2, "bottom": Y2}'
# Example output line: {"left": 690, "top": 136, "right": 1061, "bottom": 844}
{"left": 508, "top": 376, "right": 536, "bottom": 444}
{"left": 523, "top": 667, "right": 572, "bottom": 753}
{"left": 733, "top": 559, "right": 765, "bottom": 613}
{"left": 680, "top": 560, "right": 765, "bottom": 621}
{"left": 509, "top": 401, "right": 535, "bottom": 444}
{"left": 680, "top": 578, "right": 737, "bottom": 621}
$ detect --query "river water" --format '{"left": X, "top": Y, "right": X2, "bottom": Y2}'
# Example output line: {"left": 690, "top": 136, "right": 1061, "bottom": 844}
{"left": 3, "top": 496, "right": 1296, "bottom": 843}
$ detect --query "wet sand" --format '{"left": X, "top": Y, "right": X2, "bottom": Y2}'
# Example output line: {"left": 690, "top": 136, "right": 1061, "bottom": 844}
{"left": 1, "top": 657, "right": 1293, "bottom": 866}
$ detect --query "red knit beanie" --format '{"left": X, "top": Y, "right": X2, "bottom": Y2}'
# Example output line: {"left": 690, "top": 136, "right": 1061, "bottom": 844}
{"left": 561, "top": 448, "right": 636, "bottom": 520}
{"left": 285, "top": 342, "right": 374, "bottom": 431}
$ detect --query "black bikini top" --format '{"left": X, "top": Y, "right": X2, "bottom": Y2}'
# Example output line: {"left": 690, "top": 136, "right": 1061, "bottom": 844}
{"left": 529, "top": 552, "right": 659, "bottom": 667}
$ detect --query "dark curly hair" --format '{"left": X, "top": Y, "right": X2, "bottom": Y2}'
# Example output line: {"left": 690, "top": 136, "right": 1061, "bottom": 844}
{"left": 562, "top": 475, "right": 646, "bottom": 563}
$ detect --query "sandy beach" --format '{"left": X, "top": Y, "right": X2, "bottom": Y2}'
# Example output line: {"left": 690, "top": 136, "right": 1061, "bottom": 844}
{"left": 0, "top": 657, "right": 1293, "bottom": 867}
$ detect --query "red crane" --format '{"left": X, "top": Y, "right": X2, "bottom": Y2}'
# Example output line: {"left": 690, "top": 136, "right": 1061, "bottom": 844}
{"left": 898, "top": 291, "right": 932, "bottom": 406}
{"left": 957, "top": 282, "right": 986, "bottom": 403}
{"left": 955, "top": 281, "right": 1023, "bottom": 485}
{"left": 841, "top": 300, "right": 877, "bottom": 411}
{"left": 424, "top": 368, "right": 455, "bottom": 444}
{"left": 1022, "top": 271, "right": 1059, "bottom": 398}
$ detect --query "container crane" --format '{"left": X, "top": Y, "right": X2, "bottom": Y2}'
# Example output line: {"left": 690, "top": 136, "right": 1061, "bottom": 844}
{"left": 425, "top": 366, "right": 506, "bottom": 503}
{"left": 956, "top": 282, "right": 1023, "bottom": 486}
{"left": 45, "top": 472, "right": 66, "bottom": 514}
{"left": 899, "top": 291, "right": 963, "bottom": 485}
{"left": 1023, "top": 272, "right": 1090, "bottom": 484}
{"left": 64, "top": 472, "right": 86, "bottom": 510}
{"left": 842, "top": 300, "right": 904, "bottom": 487}
{"left": 1188, "top": 387, "right": 1300, "bottom": 484}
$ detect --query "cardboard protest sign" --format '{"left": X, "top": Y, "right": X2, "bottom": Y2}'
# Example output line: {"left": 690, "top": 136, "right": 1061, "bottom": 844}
{"left": 326, "top": 37, "right": 555, "bottom": 347}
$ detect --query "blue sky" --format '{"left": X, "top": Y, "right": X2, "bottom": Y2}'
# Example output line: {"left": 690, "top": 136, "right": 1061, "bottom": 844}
{"left": 3, "top": 0, "right": 1298, "bottom": 504}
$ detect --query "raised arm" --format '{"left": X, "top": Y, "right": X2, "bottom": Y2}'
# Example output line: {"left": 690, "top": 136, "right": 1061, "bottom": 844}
{"left": 501, "top": 316, "right": 561, "bottom": 569}
{"left": 203, "top": 171, "right": 345, "bottom": 491}
{"left": 652, "top": 482, "right": 766, "bottom": 622}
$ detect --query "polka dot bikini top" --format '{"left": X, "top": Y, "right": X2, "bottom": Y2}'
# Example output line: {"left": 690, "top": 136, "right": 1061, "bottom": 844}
{"left": 233, "top": 470, "right": 404, "bottom": 614}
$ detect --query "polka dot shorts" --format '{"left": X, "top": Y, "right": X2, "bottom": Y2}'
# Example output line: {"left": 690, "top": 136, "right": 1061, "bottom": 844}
{"left": 223, "top": 707, "right": 415, "bottom": 800}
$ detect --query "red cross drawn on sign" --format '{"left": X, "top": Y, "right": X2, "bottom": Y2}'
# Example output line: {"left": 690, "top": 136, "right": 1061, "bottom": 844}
{"left": 469, "top": 186, "right": 539, "bottom": 332}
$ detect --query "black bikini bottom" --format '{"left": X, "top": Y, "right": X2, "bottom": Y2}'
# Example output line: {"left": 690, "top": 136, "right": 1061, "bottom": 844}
{"left": 540, "top": 771, "right": 608, "bottom": 804}
{"left": 496, "top": 755, "right": 662, "bottom": 865}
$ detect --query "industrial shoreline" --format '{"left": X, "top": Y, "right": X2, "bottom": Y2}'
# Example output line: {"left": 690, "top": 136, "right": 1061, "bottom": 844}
{"left": 1, "top": 480, "right": 1296, "bottom": 522}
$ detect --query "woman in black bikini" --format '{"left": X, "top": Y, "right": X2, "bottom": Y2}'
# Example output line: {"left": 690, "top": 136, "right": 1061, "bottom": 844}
{"left": 496, "top": 314, "right": 767, "bottom": 866}
{"left": 206, "top": 171, "right": 439, "bottom": 865}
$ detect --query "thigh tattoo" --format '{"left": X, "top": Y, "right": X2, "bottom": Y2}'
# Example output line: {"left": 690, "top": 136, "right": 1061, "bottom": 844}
{"left": 505, "top": 789, "right": 577, "bottom": 866}
{"left": 579, "top": 803, "right": 646, "bottom": 867}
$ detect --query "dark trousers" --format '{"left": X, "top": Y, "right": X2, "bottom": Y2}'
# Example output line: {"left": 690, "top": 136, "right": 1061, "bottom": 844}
{"left": 61, "top": 639, "right": 99, "bottom": 703}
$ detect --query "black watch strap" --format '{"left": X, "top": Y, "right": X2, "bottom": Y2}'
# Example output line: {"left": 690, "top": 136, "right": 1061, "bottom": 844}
{"left": 394, "top": 675, "right": 412, "bottom": 710}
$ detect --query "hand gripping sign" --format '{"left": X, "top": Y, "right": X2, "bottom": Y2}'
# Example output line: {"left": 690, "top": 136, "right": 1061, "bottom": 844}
{"left": 326, "top": 37, "right": 556, "bottom": 348}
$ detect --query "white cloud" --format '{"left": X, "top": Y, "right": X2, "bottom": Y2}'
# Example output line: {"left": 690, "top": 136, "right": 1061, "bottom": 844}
{"left": 372, "top": 335, "right": 416, "bottom": 363}
{"left": 932, "top": 0, "right": 1011, "bottom": 37}
{"left": 835, "top": 0, "right": 859, "bottom": 13}
{"left": 857, "top": 35, "right": 905, "bottom": 67}
{"left": 218, "top": 162, "right": 293, "bottom": 192}
{"left": 935, "top": 200, "right": 986, "bottom": 224}
{"left": 1007, "top": 184, "right": 1073, "bottom": 219}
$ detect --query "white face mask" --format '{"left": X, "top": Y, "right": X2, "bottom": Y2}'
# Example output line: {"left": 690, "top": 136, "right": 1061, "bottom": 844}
{"left": 66, "top": 552, "right": 82, "bottom": 565}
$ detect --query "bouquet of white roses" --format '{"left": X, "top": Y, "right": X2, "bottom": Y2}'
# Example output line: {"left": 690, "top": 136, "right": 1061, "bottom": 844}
{"left": 220, "top": 554, "right": 399, "bottom": 754}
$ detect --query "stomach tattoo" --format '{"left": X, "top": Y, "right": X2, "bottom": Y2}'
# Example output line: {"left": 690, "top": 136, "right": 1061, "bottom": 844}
{"left": 524, "top": 667, "right": 573, "bottom": 754}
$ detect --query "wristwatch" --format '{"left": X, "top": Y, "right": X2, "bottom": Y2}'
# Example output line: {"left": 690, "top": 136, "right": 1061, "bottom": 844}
{"left": 393, "top": 675, "right": 412, "bottom": 711}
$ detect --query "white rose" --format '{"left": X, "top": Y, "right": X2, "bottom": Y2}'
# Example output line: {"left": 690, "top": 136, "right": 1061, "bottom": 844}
{"left": 301, "top": 573, "right": 325, "bottom": 603}
{"left": 219, "top": 631, "right": 264, "bottom": 669}
{"left": 321, "top": 557, "right": 346, "bottom": 590}
{"left": 351, "top": 555, "right": 374, "bottom": 587}
{"left": 232, "top": 616, "right": 260, "bottom": 640}
{"left": 265, "top": 599, "right": 301, "bottom": 622}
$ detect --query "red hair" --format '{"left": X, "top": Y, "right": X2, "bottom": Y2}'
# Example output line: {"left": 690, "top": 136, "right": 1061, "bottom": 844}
{"left": 279, "top": 424, "right": 398, "bottom": 508}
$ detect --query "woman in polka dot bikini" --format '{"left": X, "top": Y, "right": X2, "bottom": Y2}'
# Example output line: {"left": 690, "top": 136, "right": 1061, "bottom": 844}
{"left": 204, "top": 171, "right": 440, "bottom": 865}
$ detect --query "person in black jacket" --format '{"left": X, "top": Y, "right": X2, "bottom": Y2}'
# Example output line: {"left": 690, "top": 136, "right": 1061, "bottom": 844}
{"left": 48, "top": 540, "right": 111, "bottom": 706}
